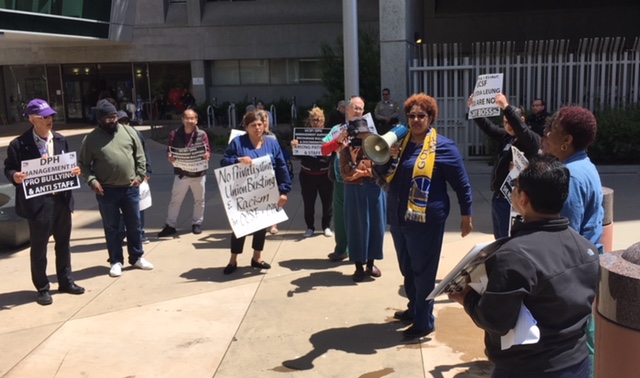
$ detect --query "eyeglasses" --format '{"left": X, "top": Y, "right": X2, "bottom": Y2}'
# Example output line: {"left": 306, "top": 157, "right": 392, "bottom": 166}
{"left": 351, "top": 106, "right": 364, "bottom": 112}
{"left": 311, "top": 118, "right": 323, "bottom": 123}
{"left": 32, "top": 115, "right": 53, "bottom": 120}
{"left": 407, "top": 113, "right": 428, "bottom": 120}
{"left": 183, "top": 117, "right": 198, "bottom": 121}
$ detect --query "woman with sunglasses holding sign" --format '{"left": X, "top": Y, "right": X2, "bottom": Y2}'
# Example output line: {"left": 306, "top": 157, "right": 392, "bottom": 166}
{"left": 374, "top": 93, "right": 473, "bottom": 340}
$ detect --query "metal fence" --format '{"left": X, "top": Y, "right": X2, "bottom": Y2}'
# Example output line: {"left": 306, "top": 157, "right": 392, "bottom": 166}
{"left": 409, "top": 37, "right": 640, "bottom": 159}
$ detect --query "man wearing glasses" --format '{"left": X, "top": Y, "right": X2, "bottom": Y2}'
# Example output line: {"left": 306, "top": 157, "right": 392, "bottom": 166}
{"left": 157, "top": 109, "right": 211, "bottom": 238}
{"left": 374, "top": 88, "right": 400, "bottom": 134}
{"left": 526, "top": 98, "right": 550, "bottom": 137}
{"left": 4, "top": 99, "right": 85, "bottom": 305}
{"left": 78, "top": 100, "right": 154, "bottom": 277}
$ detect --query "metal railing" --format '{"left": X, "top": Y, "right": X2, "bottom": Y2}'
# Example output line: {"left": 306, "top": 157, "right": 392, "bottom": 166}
{"left": 409, "top": 36, "right": 640, "bottom": 159}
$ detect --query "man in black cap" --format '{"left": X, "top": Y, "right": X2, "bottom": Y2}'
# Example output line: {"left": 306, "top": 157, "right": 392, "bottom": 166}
{"left": 4, "top": 99, "right": 85, "bottom": 305}
{"left": 78, "top": 100, "right": 154, "bottom": 277}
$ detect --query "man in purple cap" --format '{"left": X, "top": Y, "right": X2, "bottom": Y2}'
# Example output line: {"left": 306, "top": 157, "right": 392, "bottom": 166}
{"left": 78, "top": 100, "right": 154, "bottom": 277}
{"left": 3, "top": 99, "right": 85, "bottom": 306}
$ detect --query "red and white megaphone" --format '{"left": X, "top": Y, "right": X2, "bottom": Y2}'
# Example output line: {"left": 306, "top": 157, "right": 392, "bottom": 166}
{"left": 363, "top": 124, "right": 409, "bottom": 164}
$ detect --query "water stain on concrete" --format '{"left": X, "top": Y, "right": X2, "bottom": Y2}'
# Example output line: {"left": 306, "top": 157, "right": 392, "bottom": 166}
{"left": 435, "top": 306, "right": 487, "bottom": 362}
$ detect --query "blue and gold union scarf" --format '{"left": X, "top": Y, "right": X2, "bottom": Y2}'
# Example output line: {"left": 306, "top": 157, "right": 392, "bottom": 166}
{"left": 384, "top": 128, "right": 437, "bottom": 223}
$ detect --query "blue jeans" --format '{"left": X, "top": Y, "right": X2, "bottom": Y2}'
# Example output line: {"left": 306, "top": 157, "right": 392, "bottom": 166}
{"left": 390, "top": 221, "right": 446, "bottom": 332}
{"left": 119, "top": 210, "right": 146, "bottom": 241}
{"left": 492, "top": 195, "right": 511, "bottom": 239}
{"left": 96, "top": 186, "right": 143, "bottom": 265}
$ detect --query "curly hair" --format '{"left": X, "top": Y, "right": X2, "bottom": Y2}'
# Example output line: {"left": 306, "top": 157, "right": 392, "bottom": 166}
{"left": 404, "top": 93, "right": 439, "bottom": 125}
{"left": 307, "top": 107, "right": 325, "bottom": 127}
{"left": 554, "top": 106, "right": 597, "bottom": 150}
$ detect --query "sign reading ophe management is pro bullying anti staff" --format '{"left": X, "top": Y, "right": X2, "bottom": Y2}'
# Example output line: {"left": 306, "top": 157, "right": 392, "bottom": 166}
{"left": 214, "top": 155, "right": 288, "bottom": 238}
{"left": 292, "top": 128, "right": 330, "bottom": 156}
{"left": 169, "top": 145, "right": 209, "bottom": 172}
{"left": 20, "top": 152, "right": 81, "bottom": 199}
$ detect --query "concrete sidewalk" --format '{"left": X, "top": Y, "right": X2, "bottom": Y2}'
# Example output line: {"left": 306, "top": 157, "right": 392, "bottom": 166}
{"left": 0, "top": 123, "right": 638, "bottom": 378}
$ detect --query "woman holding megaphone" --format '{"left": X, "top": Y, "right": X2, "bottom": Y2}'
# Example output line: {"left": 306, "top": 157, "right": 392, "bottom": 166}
{"left": 374, "top": 93, "right": 473, "bottom": 340}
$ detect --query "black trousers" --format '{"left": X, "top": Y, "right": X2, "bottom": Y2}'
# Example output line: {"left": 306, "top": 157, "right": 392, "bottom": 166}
{"left": 28, "top": 195, "right": 74, "bottom": 291}
{"left": 299, "top": 171, "right": 333, "bottom": 230}
{"left": 231, "top": 228, "right": 267, "bottom": 254}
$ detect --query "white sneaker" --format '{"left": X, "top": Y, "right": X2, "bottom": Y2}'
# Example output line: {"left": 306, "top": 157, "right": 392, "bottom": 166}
{"left": 323, "top": 228, "right": 334, "bottom": 238}
{"left": 109, "top": 263, "right": 123, "bottom": 277}
{"left": 303, "top": 228, "right": 314, "bottom": 238}
{"left": 133, "top": 257, "right": 154, "bottom": 270}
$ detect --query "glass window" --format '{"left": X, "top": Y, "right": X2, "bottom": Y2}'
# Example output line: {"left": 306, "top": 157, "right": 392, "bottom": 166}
{"left": 211, "top": 60, "right": 240, "bottom": 85}
{"left": 239, "top": 60, "right": 269, "bottom": 85}
{"left": 299, "top": 59, "right": 321, "bottom": 82}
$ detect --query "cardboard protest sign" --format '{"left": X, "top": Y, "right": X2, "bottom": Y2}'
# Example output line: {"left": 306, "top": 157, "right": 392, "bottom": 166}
{"left": 215, "top": 155, "right": 288, "bottom": 238}
{"left": 170, "top": 146, "right": 209, "bottom": 172}
{"left": 20, "top": 152, "right": 81, "bottom": 199}
{"left": 292, "top": 128, "right": 330, "bottom": 156}
{"left": 468, "top": 73, "right": 504, "bottom": 119}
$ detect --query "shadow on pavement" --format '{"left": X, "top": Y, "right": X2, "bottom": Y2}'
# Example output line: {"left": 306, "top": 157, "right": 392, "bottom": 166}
{"left": 281, "top": 321, "right": 408, "bottom": 371}
{"left": 179, "top": 266, "right": 263, "bottom": 282}
{"left": 430, "top": 360, "right": 494, "bottom": 377}
{"left": 0, "top": 290, "right": 35, "bottom": 310}
{"left": 278, "top": 257, "right": 348, "bottom": 271}
{"left": 286, "top": 271, "right": 357, "bottom": 297}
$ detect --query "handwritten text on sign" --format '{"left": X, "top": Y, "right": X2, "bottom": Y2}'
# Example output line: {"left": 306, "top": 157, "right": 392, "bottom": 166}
{"left": 468, "top": 73, "right": 504, "bottom": 119}
{"left": 170, "top": 146, "right": 209, "bottom": 172}
{"left": 215, "top": 155, "right": 288, "bottom": 238}
{"left": 20, "top": 152, "right": 81, "bottom": 199}
{"left": 292, "top": 128, "right": 330, "bottom": 156}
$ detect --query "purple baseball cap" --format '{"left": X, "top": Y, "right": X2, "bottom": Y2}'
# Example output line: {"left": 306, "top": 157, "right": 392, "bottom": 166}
{"left": 25, "top": 99, "right": 57, "bottom": 118}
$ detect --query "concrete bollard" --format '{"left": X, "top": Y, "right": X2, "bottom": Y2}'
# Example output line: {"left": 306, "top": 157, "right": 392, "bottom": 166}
{"left": 595, "top": 242, "right": 640, "bottom": 377}
{"left": 601, "top": 187, "right": 613, "bottom": 253}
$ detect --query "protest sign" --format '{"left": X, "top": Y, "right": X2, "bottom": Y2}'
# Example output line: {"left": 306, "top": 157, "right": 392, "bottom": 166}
{"left": 170, "top": 146, "right": 209, "bottom": 172}
{"left": 292, "top": 128, "right": 330, "bottom": 156}
{"left": 139, "top": 181, "right": 152, "bottom": 211}
{"left": 500, "top": 146, "right": 528, "bottom": 205}
{"left": 215, "top": 155, "right": 288, "bottom": 238}
{"left": 499, "top": 146, "right": 528, "bottom": 236}
{"left": 228, "top": 129, "right": 246, "bottom": 144}
{"left": 20, "top": 152, "right": 81, "bottom": 199}
{"left": 328, "top": 112, "right": 378, "bottom": 141}
{"left": 468, "top": 73, "right": 504, "bottom": 119}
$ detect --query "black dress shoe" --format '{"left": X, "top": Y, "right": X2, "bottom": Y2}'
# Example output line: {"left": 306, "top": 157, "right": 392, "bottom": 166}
{"left": 59, "top": 283, "right": 85, "bottom": 295}
{"left": 352, "top": 268, "right": 366, "bottom": 282}
{"left": 251, "top": 259, "right": 271, "bottom": 270}
{"left": 402, "top": 325, "right": 434, "bottom": 339}
{"left": 37, "top": 291, "right": 52, "bottom": 306}
{"left": 192, "top": 224, "right": 202, "bottom": 234}
{"left": 394, "top": 310, "right": 414, "bottom": 323}
{"left": 223, "top": 263, "right": 237, "bottom": 275}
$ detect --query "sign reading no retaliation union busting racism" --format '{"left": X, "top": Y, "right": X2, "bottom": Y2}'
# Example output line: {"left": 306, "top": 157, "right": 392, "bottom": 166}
{"left": 215, "top": 155, "right": 288, "bottom": 238}
{"left": 20, "top": 152, "right": 81, "bottom": 199}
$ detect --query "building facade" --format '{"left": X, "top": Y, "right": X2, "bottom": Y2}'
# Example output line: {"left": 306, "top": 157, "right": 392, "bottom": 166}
{"left": 0, "top": 0, "right": 381, "bottom": 124}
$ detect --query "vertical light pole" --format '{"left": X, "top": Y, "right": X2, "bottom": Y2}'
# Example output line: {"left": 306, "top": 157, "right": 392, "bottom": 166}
{"left": 343, "top": 0, "right": 359, "bottom": 98}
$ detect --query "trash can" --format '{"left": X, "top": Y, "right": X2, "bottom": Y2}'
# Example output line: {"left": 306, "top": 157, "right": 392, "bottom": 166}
{"left": 595, "top": 242, "right": 640, "bottom": 377}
